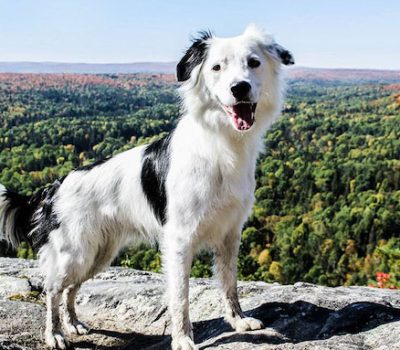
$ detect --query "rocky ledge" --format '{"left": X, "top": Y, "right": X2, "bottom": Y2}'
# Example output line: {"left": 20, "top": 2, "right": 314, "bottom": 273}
{"left": 0, "top": 258, "right": 399, "bottom": 350}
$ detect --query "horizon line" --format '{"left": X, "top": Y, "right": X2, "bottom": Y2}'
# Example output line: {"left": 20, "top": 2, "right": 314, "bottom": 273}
{"left": 0, "top": 61, "right": 399, "bottom": 72}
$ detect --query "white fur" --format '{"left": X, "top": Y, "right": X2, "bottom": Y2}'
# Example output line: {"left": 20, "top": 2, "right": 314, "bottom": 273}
{"left": 0, "top": 25, "right": 290, "bottom": 350}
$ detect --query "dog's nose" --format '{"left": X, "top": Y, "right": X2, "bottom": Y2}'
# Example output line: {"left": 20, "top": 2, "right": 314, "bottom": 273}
{"left": 231, "top": 81, "right": 251, "bottom": 100}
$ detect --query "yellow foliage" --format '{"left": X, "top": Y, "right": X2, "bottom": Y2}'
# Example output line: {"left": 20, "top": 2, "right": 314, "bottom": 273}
{"left": 79, "top": 152, "right": 86, "bottom": 161}
{"left": 313, "top": 201, "right": 324, "bottom": 211}
{"left": 293, "top": 245, "right": 302, "bottom": 256}
{"left": 378, "top": 239, "right": 387, "bottom": 247}
{"left": 269, "top": 261, "right": 284, "bottom": 283}
{"left": 344, "top": 273, "right": 353, "bottom": 286}
{"left": 30, "top": 171, "right": 43, "bottom": 181}
{"left": 350, "top": 179, "right": 356, "bottom": 193}
{"left": 320, "top": 239, "right": 334, "bottom": 256}
{"left": 258, "top": 249, "right": 272, "bottom": 266}
{"left": 362, "top": 254, "right": 373, "bottom": 275}
{"left": 250, "top": 245, "right": 262, "bottom": 259}
{"left": 8, "top": 105, "right": 26, "bottom": 117}
{"left": 264, "top": 215, "right": 282, "bottom": 230}
{"left": 345, "top": 239, "right": 357, "bottom": 255}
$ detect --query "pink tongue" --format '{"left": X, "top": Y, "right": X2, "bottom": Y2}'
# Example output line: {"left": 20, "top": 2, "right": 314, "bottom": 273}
{"left": 232, "top": 104, "right": 254, "bottom": 130}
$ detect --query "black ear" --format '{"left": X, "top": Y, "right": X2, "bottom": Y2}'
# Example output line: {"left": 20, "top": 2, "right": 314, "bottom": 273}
{"left": 265, "top": 43, "right": 295, "bottom": 65}
{"left": 177, "top": 31, "right": 212, "bottom": 82}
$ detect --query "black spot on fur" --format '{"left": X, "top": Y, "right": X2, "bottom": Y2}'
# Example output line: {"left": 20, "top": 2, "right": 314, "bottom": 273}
{"left": 177, "top": 31, "right": 212, "bottom": 82}
{"left": 2, "top": 179, "right": 63, "bottom": 250}
{"left": 76, "top": 157, "right": 110, "bottom": 171}
{"left": 141, "top": 135, "right": 172, "bottom": 224}
{"left": 266, "top": 43, "right": 295, "bottom": 65}
{"left": 29, "top": 179, "right": 63, "bottom": 249}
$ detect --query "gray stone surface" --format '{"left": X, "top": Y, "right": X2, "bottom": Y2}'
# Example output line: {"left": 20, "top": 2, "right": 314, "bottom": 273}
{"left": 0, "top": 257, "right": 399, "bottom": 350}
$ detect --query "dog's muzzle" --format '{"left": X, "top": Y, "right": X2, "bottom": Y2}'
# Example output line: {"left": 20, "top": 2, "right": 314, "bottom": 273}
{"left": 223, "top": 102, "right": 257, "bottom": 131}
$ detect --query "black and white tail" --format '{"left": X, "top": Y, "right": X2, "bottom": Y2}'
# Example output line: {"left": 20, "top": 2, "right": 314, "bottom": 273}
{"left": 0, "top": 184, "right": 34, "bottom": 249}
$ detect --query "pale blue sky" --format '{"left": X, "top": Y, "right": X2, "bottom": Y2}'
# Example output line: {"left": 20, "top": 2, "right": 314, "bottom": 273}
{"left": 0, "top": 0, "right": 399, "bottom": 69}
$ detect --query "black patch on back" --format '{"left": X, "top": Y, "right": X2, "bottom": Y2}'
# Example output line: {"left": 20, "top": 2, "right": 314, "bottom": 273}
{"left": 29, "top": 179, "right": 63, "bottom": 249}
{"left": 3, "top": 178, "right": 63, "bottom": 250}
{"left": 141, "top": 135, "right": 172, "bottom": 224}
{"left": 177, "top": 31, "right": 212, "bottom": 82}
{"left": 76, "top": 157, "right": 110, "bottom": 171}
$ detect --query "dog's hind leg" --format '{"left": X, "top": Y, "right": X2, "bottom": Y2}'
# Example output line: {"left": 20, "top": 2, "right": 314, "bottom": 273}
{"left": 41, "top": 236, "right": 92, "bottom": 348}
{"left": 62, "top": 284, "right": 89, "bottom": 335}
{"left": 214, "top": 229, "right": 264, "bottom": 333}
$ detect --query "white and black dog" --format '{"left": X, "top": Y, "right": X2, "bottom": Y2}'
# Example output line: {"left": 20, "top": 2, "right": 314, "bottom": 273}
{"left": 0, "top": 25, "right": 293, "bottom": 350}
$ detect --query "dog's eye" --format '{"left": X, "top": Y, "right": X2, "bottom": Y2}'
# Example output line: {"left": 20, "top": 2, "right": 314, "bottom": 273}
{"left": 248, "top": 58, "right": 261, "bottom": 68}
{"left": 212, "top": 64, "right": 221, "bottom": 72}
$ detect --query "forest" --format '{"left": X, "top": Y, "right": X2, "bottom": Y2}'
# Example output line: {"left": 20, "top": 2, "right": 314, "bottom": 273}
{"left": 0, "top": 72, "right": 399, "bottom": 288}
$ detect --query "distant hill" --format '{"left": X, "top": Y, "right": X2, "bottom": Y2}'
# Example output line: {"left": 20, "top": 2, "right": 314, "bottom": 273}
{"left": 0, "top": 62, "right": 400, "bottom": 82}
{"left": 0, "top": 61, "right": 176, "bottom": 74}
{"left": 286, "top": 67, "right": 400, "bottom": 82}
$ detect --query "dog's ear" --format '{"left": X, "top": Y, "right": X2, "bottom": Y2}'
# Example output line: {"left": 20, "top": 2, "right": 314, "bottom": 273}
{"left": 177, "top": 31, "right": 212, "bottom": 82}
{"left": 265, "top": 43, "right": 295, "bottom": 66}
{"left": 243, "top": 24, "right": 294, "bottom": 66}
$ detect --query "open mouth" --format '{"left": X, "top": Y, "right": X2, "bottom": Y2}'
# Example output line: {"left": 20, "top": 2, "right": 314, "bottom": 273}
{"left": 223, "top": 102, "right": 257, "bottom": 131}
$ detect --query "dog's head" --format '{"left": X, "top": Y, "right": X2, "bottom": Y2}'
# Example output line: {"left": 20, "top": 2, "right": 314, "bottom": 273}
{"left": 177, "top": 25, "right": 294, "bottom": 133}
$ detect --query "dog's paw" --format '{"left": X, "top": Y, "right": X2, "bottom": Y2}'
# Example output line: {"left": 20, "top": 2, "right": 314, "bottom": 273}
{"left": 65, "top": 320, "right": 89, "bottom": 335}
{"left": 45, "top": 331, "right": 69, "bottom": 349}
{"left": 171, "top": 336, "right": 199, "bottom": 350}
{"left": 234, "top": 317, "right": 264, "bottom": 332}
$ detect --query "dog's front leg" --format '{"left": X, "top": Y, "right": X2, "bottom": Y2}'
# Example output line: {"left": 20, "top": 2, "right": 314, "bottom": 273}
{"left": 163, "top": 231, "right": 197, "bottom": 350}
{"left": 214, "top": 230, "right": 264, "bottom": 332}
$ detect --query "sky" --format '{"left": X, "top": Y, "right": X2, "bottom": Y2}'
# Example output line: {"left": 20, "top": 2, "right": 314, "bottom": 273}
{"left": 0, "top": 0, "right": 399, "bottom": 69}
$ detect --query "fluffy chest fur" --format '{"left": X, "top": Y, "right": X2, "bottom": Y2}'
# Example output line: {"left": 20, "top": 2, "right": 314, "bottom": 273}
{"left": 166, "top": 114, "right": 258, "bottom": 238}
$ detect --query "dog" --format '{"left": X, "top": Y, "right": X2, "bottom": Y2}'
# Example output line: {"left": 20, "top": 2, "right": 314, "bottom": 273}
{"left": 0, "top": 24, "right": 293, "bottom": 350}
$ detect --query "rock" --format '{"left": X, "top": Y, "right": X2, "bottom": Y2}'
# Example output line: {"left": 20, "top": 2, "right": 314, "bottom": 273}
{"left": 0, "top": 257, "right": 399, "bottom": 350}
